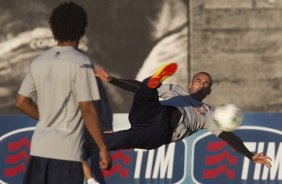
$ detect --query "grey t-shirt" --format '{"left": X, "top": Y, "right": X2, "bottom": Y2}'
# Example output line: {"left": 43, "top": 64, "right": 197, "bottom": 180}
{"left": 18, "top": 46, "right": 100, "bottom": 162}
{"left": 158, "top": 84, "right": 222, "bottom": 142}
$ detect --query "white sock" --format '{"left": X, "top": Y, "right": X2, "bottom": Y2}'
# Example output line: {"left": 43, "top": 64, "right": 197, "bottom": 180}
{"left": 87, "top": 178, "right": 100, "bottom": 184}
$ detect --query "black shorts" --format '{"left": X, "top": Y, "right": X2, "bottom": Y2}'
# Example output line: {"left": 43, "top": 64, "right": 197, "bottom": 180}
{"left": 23, "top": 156, "right": 84, "bottom": 184}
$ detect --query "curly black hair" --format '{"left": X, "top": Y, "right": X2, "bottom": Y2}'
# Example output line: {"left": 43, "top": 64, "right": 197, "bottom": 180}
{"left": 49, "top": 1, "right": 88, "bottom": 42}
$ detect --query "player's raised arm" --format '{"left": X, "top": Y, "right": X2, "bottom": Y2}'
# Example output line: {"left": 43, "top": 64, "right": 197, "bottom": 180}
{"left": 94, "top": 66, "right": 142, "bottom": 93}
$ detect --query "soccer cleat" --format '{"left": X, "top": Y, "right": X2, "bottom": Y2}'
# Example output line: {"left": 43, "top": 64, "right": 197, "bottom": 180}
{"left": 147, "top": 63, "right": 178, "bottom": 89}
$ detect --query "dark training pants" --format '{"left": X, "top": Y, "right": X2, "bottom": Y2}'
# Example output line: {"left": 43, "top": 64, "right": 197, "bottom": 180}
{"left": 23, "top": 156, "right": 84, "bottom": 184}
{"left": 104, "top": 86, "right": 172, "bottom": 150}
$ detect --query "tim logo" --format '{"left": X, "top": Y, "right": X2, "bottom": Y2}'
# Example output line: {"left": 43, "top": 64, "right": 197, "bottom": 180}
{"left": 192, "top": 126, "right": 282, "bottom": 184}
{"left": 103, "top": 140, "right": 187, "bottom": 184}
{"left": 0, "top": 128, "right": 34, "bottom": 184}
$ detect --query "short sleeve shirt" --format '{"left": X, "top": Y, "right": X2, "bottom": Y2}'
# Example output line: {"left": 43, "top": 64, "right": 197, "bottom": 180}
{"left": 18, "top": 46, "right": 100, "bottom": 161}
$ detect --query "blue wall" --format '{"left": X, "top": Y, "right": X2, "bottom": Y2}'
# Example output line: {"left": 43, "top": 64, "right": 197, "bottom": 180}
{"left": 1, "top": 113, "right": 282, "bottom": 184}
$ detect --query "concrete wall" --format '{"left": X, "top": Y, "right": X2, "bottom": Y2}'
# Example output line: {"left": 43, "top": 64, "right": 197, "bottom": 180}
{"left": 190, "top": 0, "right": 282, "bottom": 112}
{"left": 0, "top": 0, "right": 281, "bottom": 113}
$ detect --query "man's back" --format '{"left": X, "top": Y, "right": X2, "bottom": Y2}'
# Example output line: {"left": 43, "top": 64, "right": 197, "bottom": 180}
{"left": 19, "top": 46, "right": 100, "bottom": 161}
{"left": 17, "top": 3, "right": 112, "bottom": 183}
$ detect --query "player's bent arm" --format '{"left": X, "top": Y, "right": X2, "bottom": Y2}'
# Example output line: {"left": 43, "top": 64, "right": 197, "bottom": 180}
{"left": 15, "top": 94, "right": 39, "bottom": 120}
{"left": 80, "top": 101, "right": 107, "bottom": 151}
{"left": 218, "top": 131, "right": 272, "bottom": 168}
{"left": 79, "top": 101, "right": 112, "bottom": 170}
{"left": 109, "top": 78, "right": 141, "bottom": 92}
{"left": 95, "top": 66, "right": 140, "bottom": 92}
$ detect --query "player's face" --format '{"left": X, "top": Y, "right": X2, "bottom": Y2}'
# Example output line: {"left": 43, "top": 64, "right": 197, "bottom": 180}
{"left": 188, "top": 73, "right": 212, "bottom": 101}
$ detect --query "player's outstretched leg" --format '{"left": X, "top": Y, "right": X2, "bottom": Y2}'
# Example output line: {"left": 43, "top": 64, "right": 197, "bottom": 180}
{"left": 147, "top": 62, "right": 178, "bottom": 89}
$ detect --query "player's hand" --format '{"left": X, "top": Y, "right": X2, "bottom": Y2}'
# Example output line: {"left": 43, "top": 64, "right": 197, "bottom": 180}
{"left": 99, "top": 148, "right": 112, "bottom": 170}
{"left": 94, "top": 66, "right": 112, "bottom": 82}
{"left": 252, "top": 152, "right": 272, "bottom": 168}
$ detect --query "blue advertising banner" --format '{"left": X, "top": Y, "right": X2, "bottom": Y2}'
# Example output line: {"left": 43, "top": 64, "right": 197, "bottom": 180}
{"left": 0, "top": 113, "right": 282, "bottom": 184}
{"left": 0, "top": 116, "right": 36, "bottom": 184}
{"left": 186, "top": 113, "right": 282, "bottom": 184}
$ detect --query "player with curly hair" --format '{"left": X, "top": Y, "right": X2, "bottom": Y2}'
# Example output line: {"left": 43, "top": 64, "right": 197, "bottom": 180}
{"left": 16, "top": 2, "right": 111, "bottom": 184}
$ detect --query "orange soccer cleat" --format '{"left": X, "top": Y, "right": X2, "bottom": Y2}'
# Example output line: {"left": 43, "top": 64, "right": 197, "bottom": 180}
{"left": 147, "top": 63, "right": 178, "bottom": 89}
